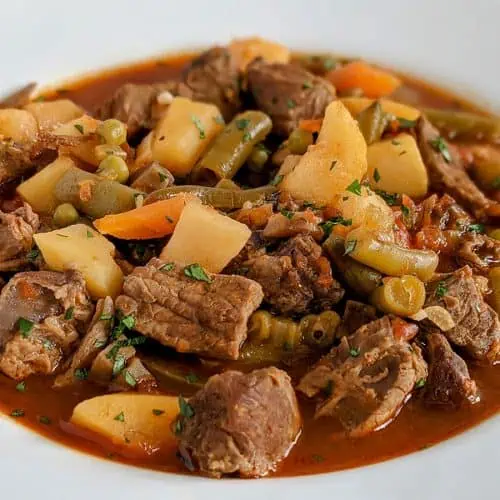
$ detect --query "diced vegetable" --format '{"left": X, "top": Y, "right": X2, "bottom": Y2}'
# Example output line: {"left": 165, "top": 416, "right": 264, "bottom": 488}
{"left": 96, "top": 155, "right": 130, "bottom": 184}
{"left": 53, "top": 115, "right": 102, "bottom": 166}
{"left": 53, "top": 203, "right": 79, "bottom": 227}
{"left": 151, "top": 97, "right": 224, "bottom": 177}
{"left": 134, "top": 131, "right": 154, "bottom": 172}
{"left": 0, "top": 108, "right": 38, "bottom": 143}
{"left": 17, "top": 156, "right": 76, "bottom": 214}
{"left": 145, "top": 184, "right": 276, "bottom": 210}
{"left": 356, "top": 100, "right": 389, "bottom": 144}
{"left": 160, "top": 201, "right": 251, "bottom": 273}
{"left": 229, "top": 37, "right": 290, "bottom": 70}
{"left": 281, "top": 101, "right": 367, "bottom": 205}
{"left": 247, "top": 311, "right": 302, "bottom": 349}
{"left": 340, "top": 97, "right": 420, "bottom": 121}
{"left": 367, "top": 133, "right": 429, "bottom": 197}
{"left": 191, "top": 110, "right": 272, "bottom": 184}
{"left": 94, "top": 193, "right": 194, "bottom": 240}
{"left": 70, "top": 394, "right": 179, "bottom": 457}
{"left": 24, "top": 99, "right": 83, "bottom": 130}
{"left": 327, "top": 61, "right": 402, "bottom": 98}
{"left": 370, "top": 275, "right": 426, "bottom": 316}
{"left": 97, "top": 119, "right": 127, "bottom": 146}
{"left": 345, "top": 227, "right": 439, "bottom": 281}
{"left": 54, "top": 166, "right": 139, "bottom": 218}
{"left": 34, "top": 224, "right": 123, "bottom": 298}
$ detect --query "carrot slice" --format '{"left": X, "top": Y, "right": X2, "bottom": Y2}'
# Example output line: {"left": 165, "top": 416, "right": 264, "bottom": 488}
{"left": 93, "top": 193, "right": 194, "bottom": 240}
{"left": 299, "top": 119, "right": 323, "bottom": 133}
{"left": 327, "top": 61, "right": 401, "bottom": 98}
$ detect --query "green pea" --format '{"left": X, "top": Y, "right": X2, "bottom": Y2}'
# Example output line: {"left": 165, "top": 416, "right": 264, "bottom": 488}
{"left": 248, "top": 144, "right": 269, "bottom": 172}
{"left": 53, "top": 203, "right": 79, "bottom": 227}
{"left": 287, "top": 128, "right": 313, "bottom": 155}
{"left": 97, "top": 156, "right": 130, "bottom": 184}
{"left": 97, "top": 119, "right": 127, "bottom": 146}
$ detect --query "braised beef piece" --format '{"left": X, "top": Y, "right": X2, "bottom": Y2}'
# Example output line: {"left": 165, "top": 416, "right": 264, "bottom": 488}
{"left": 337, "top": 300, "right": 378, "bottom": 337}
{"left": 246, "top": 234, "right": 344, "bottom": 315}
{"left": 54, "top": 296, "right": 114, "bottom": 388}
{"left": 223, "top": 231, "right": 266, "bottom": 275}
{"left": 424, "top": 266, "right": 500, "bottom": 362}
{"left": 246, "top": 60, "right": 335, "bottom": 136}
{"left": 423, "top": 332, "right": 479, "bottom": 408}
{"left": 298, "top": 316, "right": 427, "bottom": 437}
{"left": 416, "top": 117, "right": 492, "bottom": 220}
{"left": 175, "top": 367, "right": 301, "bottom": 478}
{"left": 0, "top": 140, "right": 34, "bottom": 186}
{"left": 262, "top": 209, "right": 322, "bottom": 241}
{"left": 456, "top": 231, "right": 500, "bottom": 272}
{"left": 416, "top": 193, "right": 471, "bottom": 232}
{"left": 0, "top": 202, "right": 39, "bottom": 270}
{"left": 115, "top": 258, "right": 263, "bottom": 360}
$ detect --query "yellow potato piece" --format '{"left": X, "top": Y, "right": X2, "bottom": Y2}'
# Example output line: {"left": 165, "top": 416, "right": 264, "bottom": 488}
{"left": 367, "top": 133, "right": 429, "bottom": 198}
{"left": 281, "top": 101, "right": 367, "bottom": 205}
{"left": 340, "top": 97, "right": 421, "bottom": 121}
{"left": 229, "top": 37, "right": 290, "bottom": 70}
{"left": 24, "top": 99, "right": 84, "bottom": 130}
{"left": 34, "top": 224, "right": 123, "bottom": 298}
{"left": 71, "top": 394, "right": 179, "bottom": 456}
{"left": 152, "top": 97, "right": 224, "bottom": 177}
{"left": 161, "top": 200, "right": 251, "bottom": 273}
{"left": 17, "top": 156, "right": 76, "bottom": 214}
{"left": 0, "top": 108, "right": 38, "bottom": 143}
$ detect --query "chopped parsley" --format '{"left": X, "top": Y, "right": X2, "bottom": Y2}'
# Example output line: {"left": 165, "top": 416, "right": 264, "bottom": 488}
{"left": 286, "top": 98, "right": 296, "bottom": 109}
{"left": 159, "top": 263, "right": 175, "bottom": 272}
{"left": 74, "top": 123, "right": 84, "bottom": 134}
{"left": 375, "top": 189, "right": 401, "bottom": 206}
{"left": 302, "top": 80, "right": 313, "bottom": 89}
{"left": 242, "top": 132, "right": 251, "bottom": 143}
{"left": 121, "top": 315, "right": 135, "bottom": 330}
{"left": 185, "top": 373, "right": 199, "bottom": 384}
{"left": 344, "top": 239, "right": 357, "bottom": 256}
{"left": 114, "top": 411, "right": 125, "bottom": 422}
{"left": 26, "top": 248, "right": 39, "bottom": 262}
{"left": 270, "top": 174, "right": 283, "bottom": 186}
{"left": 280, "top": 209, "right": 294, "bottom": 220}
{"left": 100, "top": 314, "right": 113, "bottom": 321}
{"left": 191, "top": 115, "right": 206, "bottom": 139}
{"left": 322, "top": 380, "right": 333, "bottom": 397}
{"left": 415, "top": 378, "right": 426, "bottom": 389}
{"left": 178, "top": 395, "right": 195, "bottom": 419}
{"left": 165, "top": 215, "right": 174, "bottom": 223}
{"left": 15, "top": 381, "right": 26, "bottom": 392}
{"left": 467, "top": 223, "right": 485, "bottom": 233}
{"left": 391, "top": 139, "right": 401, "bottom": 146}
{"left": 39, "top": 416, "right": 51, "bottom": 425}
{"left": 18, "top": 318, "right": 34, "bottom": 338}
{"left": 346, "top": 179, "right": 362, "bottom": 196}
{"left": 74, "top": 368, "right": 89, "bottom": 381}
{"left": 124, "top": 370, "right": 137, "bottom": 388}
{"left": 158, "top": 171, "right": 170, "bottom": 183}
{"left": 174, "top": 419, "right": 183, "bottom": 435}
{"left": 184, "top": 263, "right": 212, "bottom": 283}
{"left": 94, "top": 339, "right": 107, "bottom": 349}
{"left": 86, "top": 230, "right": 94, "bottom": 238}
{"left": 112, "top": 355, "right": 127, "bottom": 377}
{"left": 330, "top": 160, "right": 337, "bottom": 171}
{"left": 373, "top": 168, "right": 381, "bottom": 183}
{"left": 435, "top": 281, "right": 448, "bottom": 298}
{"left": 397, "top": 117, "right": 417, "bottom": 129}
{"left": 43, "top": 339, "right": 55, "bottom": 350}
{"left": 64, "top": 307, "right": 74, "bottom": 320}
{"left": 235, "top": 118, "right": 250, "bottom": 130}
{"left": 152, "top": 409, "right": 165, "bottom": 416}
{"left": 399, "top": 150, "right": 407, "bottom": 156}
{"left": 429, "top": 136, "right": 452, "bottom": 163}
{"left": 323, "top": 58, "right": 336, "bottom": 71}
{"left": 11, "top": 409, "right": 25, "bottom": 418}
{"left": 320, "top": 217, "right": 352, "bottom": 237}
{"left": 401, "top": 204, "right": 410, "bottom": 217}
{"left": 349, "top": 347, "right": 360, "bottom": 357}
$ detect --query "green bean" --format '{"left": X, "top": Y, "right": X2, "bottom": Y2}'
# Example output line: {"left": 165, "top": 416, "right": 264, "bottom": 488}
{"left": 55, "top": 166, "right": 139, "bottom": 218}
{"left": 288, "top": 128, "right": 314, "bottom": 154}
{"left": 423, "top": 107, "right": 500, "bottom": 143}
{"left": 299, "top": 311, "right": 340, "bottom": 348}
{"left": 247, "top": 310, "right": 302, "bottom": 350}
{"left": 144, "top": 184, "right": 276, "bottom": 210}
{"left": 370, "top": 275, "right": 425, "bottom": 316}
{"left": 294, "top": 53, "right": 340, "bottom": 75}
{"left": 215, "top": 179, "right": 241, "bottom": 190}
{"left": 191, "top": 110, "right": 272, "bottom": 185}
{"left": 247, "top": 144, "right": 270, "bottom": 173}
{"left": 323, "top": 233, "right": 383, "bottom": 295}
{"left": 357, "top": 100, "right": 389, "bottom": 144}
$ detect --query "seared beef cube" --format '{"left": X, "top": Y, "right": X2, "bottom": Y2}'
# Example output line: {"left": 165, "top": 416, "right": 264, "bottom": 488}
{"left": 0, "top": 140, "right": 33, "bottom": 186}
{"left": 54, "top": 296, "right": 114, "bottom": 388}
{"left": 0, "top": 270, "right": 93, "bottom": 350}
{"left": 246, "top": 234, "right": 344, "bottom": 315}
{"left": 0, "top": 202, "right": 39, "bottom": 267}
{"left": 425, "top": 266, "right": 500, "bottom": 362}
{"left": 115, "top": 258, "right": 263, "bottom": 360}
{"left": 416, "top": 117, "right": 491, "bottom": 220}
{"left": 338, "top": 300, "right": 378, "bottom": 337}
{"left": 246, "top": 60, "right": 335, "bottom": 136}
{"left": 0, "top": 316, "right": 79, "bottom": 380}
{"left": 456, "top": 231, "right": 500, "bottom": 272}
{"left": 424, "top": 332, "right": 479, "bottom": 407}
{"left": 262, "top": 210, "right": 322, "bottom": 240}
{"left": 298, "top": 316, "right": 427, "bottom": 437}
{"left": 175, "top": 367, "right": 301, "bottom": 478}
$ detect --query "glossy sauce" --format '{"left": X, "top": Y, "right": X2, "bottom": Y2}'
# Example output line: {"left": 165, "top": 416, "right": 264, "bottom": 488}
{"left": 0, "top": 52, "right": 499, "bottom": 477}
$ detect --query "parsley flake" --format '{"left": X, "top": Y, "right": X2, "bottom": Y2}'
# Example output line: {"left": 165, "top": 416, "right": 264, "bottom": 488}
{"left": 415, "top": 378, "right": 426, "bottom": 389}
{"left": 39, "top": 416, "right": 51, "bottom": 425}
{"left": 185, "top": 373, "right": 199, "bottom": 384}
{"left": 86, "top": 230, "right": 94, "bottom": 238}
{"left": 320, "top": 217, "right": 352, "bottom": 237}
{"left": 302, "top": 81, "right": 313, "bottom": 89}
{"left": 64, "top": 307, "right": 74, "bottom": 320}
{"left": 213, "top": 115, "right": 225, "bottom": 125}
{"left": 26, "top": 248, "right": 39, "bottom": 262}
{"left": 191, "top": 115, "right": 206, "bottom": 139}
{"left": 397, "top": 117, "right": 417, "bottom": 129}
{"left": 152, "top": 409, "right": 165, "bottom": 416}
{"left": 467, "top": 223, "right": 485, "bottom": 233}
{"left": 429, "top": 137, "right": 452, "bottom": 163}
{"left": 158, "top": 172, "right": 170, "bottom": 183}
{"left": 18, "top": 318, "right": 34, "bottom": 338}
{"left": 312, "top": 453, "right": 325, "bottom": 463}
{"left": 344, "top": 239, "right": 357, "bottom": 256}
{"left": 346, "top": 179, "right": 362, "bottom": 196}
{"left": 10, "top": 409, "right": 25, "bottom": 418}
{"left": 160, "top": 263, "right": 175, "bottom": 272}
{"left": 270, "top": 174, "right": 283, "bottom": 186}
{"left": 280, "top": 209, "right": 294, "bottom": 220}
{"left": 235, "top": 118, "right": 250, "bottom": 130}
{"left": 184, "top": 263, "right": 211, "bottom": 283}
{"left": 178, "top": 395, "right": 195, "bottom": 418}
{"left": 15, "top": 381, "right": 26, "bottom": 392}
{"left": 373, "top": 168, "right": 381, "bottom": 183}
{"left": 401, "top": 204, "right": 410, "bottom": 217}
{"left": 74, "top": 123, "right": 84, "bottom": 134}
{"left": 242, "top": 132, "right": 251, "bottom": 143}
{"left": 435, "top": 281, "right": 448, "bottom": 298}
{"left": 114, "top": 411, "right": 125, "bottom": 422}
{"left": 100, "top": 314, "right": 113, "bottom": 321}
{"left": 375, "top": 189, "right": 401, "bottom": 206}
{"left": 74, "top": 368, "right": 89, "bottom": 381}
{"left": 124, "top": 370, "right": 137, "bottom": 388}
{"left": 112, "top": 355, "right": 127, "bottom": 377}
{"left": 287, "top": 98, "right": 296, "bottom": 109}
{"left": 349, "top": 347, "right": 360, "bottom": 357}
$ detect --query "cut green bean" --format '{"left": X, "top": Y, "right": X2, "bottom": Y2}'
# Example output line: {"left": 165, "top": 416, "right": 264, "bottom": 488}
{"left": 357, "top": 100, "right": 389, "bottom": 144}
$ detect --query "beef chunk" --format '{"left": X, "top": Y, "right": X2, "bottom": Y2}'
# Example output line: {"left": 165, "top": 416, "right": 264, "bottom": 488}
{"left": 424, "top": 332, "right": 479, "bottom": 408}
{"left": 0, "top": 140, "right": 33, "bottom": 186}
{"left": 456, "top": 231, "right": 500, "bottom": 272}
{"left": 262, "top": 209, "right": 322, "bottom": 240}
{"left": 424, "top": 266, "right": 500, "bottom": 362}
{"left": 0, "top": 202, "right": 39, "bottom": 267}
{"left": 223, "top": 231, "right": 266, "bottom": 275}
{"left": 337, "top": 300, "right": 378, "bottom": 337}
{"left": 115, "top": 258, "right": 263, "bottom": 360}
{"left": 416, "top": 117, "right": 492, "bottom": 220}
{"left": 298, "top": 316, "right": 427, "bottom": 437}
{"left": 0, "top": 270, "right": 93, "bottom": 351}
{"left": 0, "top": 316, "right": 79, "bottom": 380}
{"left": 54, "top": 296, "right": 114, "bottom": 388}
{"left": 246, "top": 60, "right": 335, "bottom": 136}
{"left": 175, "top": 367, "right": 301, "bottom": 478}
{"left": 246, "top": 234, "right": 344, "bottom": 315}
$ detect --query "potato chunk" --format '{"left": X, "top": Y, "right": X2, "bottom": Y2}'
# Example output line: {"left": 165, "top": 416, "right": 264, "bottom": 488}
{"left": 24, "top": 99, "right": 84, "bottom": 130}
{"left": 0, "top": 108, "right": 38, "bottom": 143}
{"left": 17, "top": 156, "right": 76, "bottom": 214}
{"left": 229, "top": 37, "right": 290, "bottom": 70}
{"left": 151, "top": 97, "right": 224, "bottom": 177}
{"left": 281, "top": 101, "right": 367, "bottom": 205}
{"left": 340, "top": 97, "right": 421, "bottom": 121}
{"left": 71, "top": 394, "right": 179, "bottom": 457}
{"left": 367, "top": 133, "right": 429, "bottom": 197}
{"left": 34, "top": 224, "right": 123, "bottom": 298}
{"left": 161, "top": 201, "right": 251, "bottom": 273}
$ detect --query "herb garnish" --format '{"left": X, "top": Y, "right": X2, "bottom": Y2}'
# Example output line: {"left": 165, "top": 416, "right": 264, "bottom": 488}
{"left": 242, "top": 132, "right": 251, "bottom": 143}
{"left": 349, "top": 347, "right": 360, "bottom": 357}
{"left": 74, "top": 368, "right": 89, "bottom": 381}
{"left": 373, "top": 168, "right": 381, "bottom": 183}
{"left": 158, "top": 171, "right": 170, "bottom": 183}
{"left": 184, "top": 263, "right": 212, "bottom": 283}
{"left": 302, "top": 81, "right": 313, "bottom": 89}
{"left": 39, "top": 416, "right": 51, "bottom": 425}
{"left": 330, "top": 160, "right": 337, "bottom": 171}
{"left": 124, "top": 370, "right": 137, "bottom": 388}
{"left": 114, "top": 411, "right": 125, "bottom": 422}
{"left": 280, "top": 209, "right": 294, "bottom": 220}
{"left": 435, "top": 281, "right": 448, "bottom": 298}
{"left": 160, "top": 263, "right": 175, "bottom": 272}
{"left": 346, "top": 179, "right": 362, "bottom": 196}
{"left": 64, "top": 307, "right": 74, "bottom": 320}
{"left": 16, "top": 381, "right": 26, "bottom": 392}
{"left": 287, "top": 98, "right": 296, "bottom": 109}
{"left": 397, "top": 117, "right": 417, "bottom": 129}
{"left": 467, "top": 223, "right": 485, "bottom": 233}
{"left": 391, "top": 139, "right": 401, "bottom": 146}
{"left": 18, "top": 318, "right": 34, "bottom": 338}
{"left": 74, "top": 123, "right": 84, "bottom": 134}
{"left": 270, "top": 175, "right": 283, "bottom": 186}
{"left": 375, "top": 189, "right": 401, "bottom": 206}
{"left": 26, "top": 248, "right": 39, "bottom": 262}
{"left": 152, "top": 409, "right": 165, "bottom": 416}
{"left": 191, "top": 115, "right": 206, "bottom": 139}
{"left": 100, "top": 314, "right": 113, "bottom": 321}
{"left": 344, "top": 239, "right": 357, "bottom": 256}
{"left": 235, "top": 118, "right": 250, "bottom": 130}
{"left": 401, "top": 204, "right": 410, "bottom": 217}
{"left": 86, "top": 230, "right": 94, "bottom": 238}
{"left": 178, "top": 395, "right": 195, "bottom": 419}
{"left": 429, "top": 137, "right": 452, "bottom": 163}
{"left": 185, "top": 373, "right": 199, "bottom": 384}
{"left": 10, "top": 409, "right": 25, "bottom": 418}
{"left": 320, "top": 217, "right": 352, "bottom": 237}
{"left": 415, "top": 378, "right": 426, "bottom": 389}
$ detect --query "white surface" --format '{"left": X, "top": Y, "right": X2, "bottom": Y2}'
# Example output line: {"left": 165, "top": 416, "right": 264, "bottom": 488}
{"left": 0, "top": 0, "right": 499, "bottom": 498}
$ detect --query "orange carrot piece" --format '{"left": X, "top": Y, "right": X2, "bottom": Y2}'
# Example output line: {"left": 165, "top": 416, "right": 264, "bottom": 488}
{"left": 94, "top": 194, "right": 194, "bottom": 240}
{"left": 299, "top": 119, "right": 323, "bottom": 133}
{"left": 327, "top": 61, "right": 401, "bottom": 98}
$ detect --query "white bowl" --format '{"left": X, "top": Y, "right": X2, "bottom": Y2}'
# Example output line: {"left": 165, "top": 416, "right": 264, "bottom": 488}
{"left": 1, "top": 1, "right": 499, "bottom": 499}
